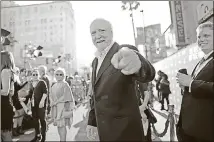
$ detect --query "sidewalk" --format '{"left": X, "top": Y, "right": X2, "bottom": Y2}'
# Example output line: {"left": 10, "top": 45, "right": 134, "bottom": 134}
{"left": 13, "top": 101, "right": 173, "bottom": 141}
{"left": 13, "top": 102, "right": 98, "bottom": 141}
{"left": 150, "top": 101, "right": 178, "bottom": 141}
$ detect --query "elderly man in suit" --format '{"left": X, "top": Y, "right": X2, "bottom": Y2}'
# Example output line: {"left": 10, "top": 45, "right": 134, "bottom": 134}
{"left": 86, "top": 18, "right": 155, "bottom": 141}
{"left": 176, "top": 21, "right": 214, "bottom": 142}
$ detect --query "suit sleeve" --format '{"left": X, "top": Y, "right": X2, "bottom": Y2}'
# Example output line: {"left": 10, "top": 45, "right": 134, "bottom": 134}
{"left": 190, "top": 80, "right": 214, "bottom": 99}
{"left": 125, "top": 45, "right": 155, "bottom": 82}
{"left": 88, "top": 95, "right": 97, "bottom": 127}
{"left": 132, "top": 51, "right": 156, "bottom": 83}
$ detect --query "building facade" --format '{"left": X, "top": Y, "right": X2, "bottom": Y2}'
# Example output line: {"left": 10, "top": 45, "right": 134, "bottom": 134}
{"left": 152, "top": 1, "right": 213, "bottom": 114}
{"left": 1, "top": 1, "right": 18, "bottom": 8}
{"left": 1, "top": 1, "right": 77, "bottom": 75}
{"left": 169, "top": 1, "right": 213, "bottom": 48}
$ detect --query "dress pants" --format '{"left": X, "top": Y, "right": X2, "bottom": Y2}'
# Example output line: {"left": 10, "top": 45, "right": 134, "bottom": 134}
{"left": 32, "top": 106, "right": 46, "bottom": 139}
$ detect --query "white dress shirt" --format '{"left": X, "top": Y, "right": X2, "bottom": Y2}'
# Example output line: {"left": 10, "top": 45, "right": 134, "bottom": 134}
{"left": 189, "top": 50, "right": 213, "bottom": 92}
{"left": 95, "top": 41, "right": 115, "bottom": 76}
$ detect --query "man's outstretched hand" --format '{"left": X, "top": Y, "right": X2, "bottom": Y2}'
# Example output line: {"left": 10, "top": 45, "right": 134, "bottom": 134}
{"left": 111, "top": 47, "right": 141, "bottom": 75}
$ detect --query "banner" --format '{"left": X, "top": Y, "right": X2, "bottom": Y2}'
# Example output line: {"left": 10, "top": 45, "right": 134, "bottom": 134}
{"left": 170, "top": 1, "right": 186, "bottom": 48}
{"left": 136, "top": 24, "right": 161, "bottom": 46}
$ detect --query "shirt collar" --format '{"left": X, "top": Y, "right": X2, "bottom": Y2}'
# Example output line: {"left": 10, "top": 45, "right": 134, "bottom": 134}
{"left": 95, "top": 41, "right": 115, "bottom": 58}
{"left": 203, "top": 50, "right": 213, "bottom": 60}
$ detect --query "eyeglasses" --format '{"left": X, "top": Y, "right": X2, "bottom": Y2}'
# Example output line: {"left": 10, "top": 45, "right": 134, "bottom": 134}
{"left": 56, "top": 74, "right": 63, "bottom": 76}
{"left": 32, "top": 74, "right": 38, "bottom": 76}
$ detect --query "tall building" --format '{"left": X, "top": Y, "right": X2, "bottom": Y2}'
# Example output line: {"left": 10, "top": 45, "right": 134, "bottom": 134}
{"left": 1, "top": 1, "right": 18, "bottom": 8}
{"left": 136, "top": 24, "right": 167, "bottom": 63}
{"left": 1, "top": 1, "right": 77, "bottom": 75}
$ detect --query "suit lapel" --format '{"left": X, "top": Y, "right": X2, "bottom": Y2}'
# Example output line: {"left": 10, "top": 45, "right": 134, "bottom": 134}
{"left": 193, "top": 54, "right": 213, "bottom": 79}
{"left": 191, "top": 62, "right": 200, "bottom": 77}
{"left": 192, "top": 52, "right": 214, "bottom": 79}
{"left": 95, "top": 42, "right": 119, "bottom": 85}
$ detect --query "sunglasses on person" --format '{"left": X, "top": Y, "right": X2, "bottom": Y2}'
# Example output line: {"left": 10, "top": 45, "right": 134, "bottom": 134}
{"left": 56, "top": 74, "right": 63, "bottom": 76}
{"left": 32, "top": 74, "right": 38, "bottom": 76}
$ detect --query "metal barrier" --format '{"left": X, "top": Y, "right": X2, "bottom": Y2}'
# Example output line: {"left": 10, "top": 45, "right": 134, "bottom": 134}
{"left": 151, "top": 105, "right": 176, "bottom": 142}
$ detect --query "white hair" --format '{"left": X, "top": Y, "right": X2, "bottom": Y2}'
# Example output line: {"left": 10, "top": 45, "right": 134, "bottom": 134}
{"left": 196, "top": 21, "right": 213, "bottom": 33}
{"left": 90, "top": 18, "right": 113, "bottom": 30}
{"left": 38, "top": 65, "right": 47, "bottom": 74}
{"left": 55, "top": 67, "right": 66, "bottom": 81}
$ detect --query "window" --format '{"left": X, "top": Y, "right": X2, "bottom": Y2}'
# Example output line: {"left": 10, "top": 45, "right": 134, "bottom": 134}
{"left": 25, "top": 20, "right": 30, "bottom": 26}
{"left": 9, "top": 22, "right": 13, "bottom": 27}
{"left": 34, "top": 7, "right": 38, "bottom": 13}
{"left": 26, "top": 8, "right": 29, "bottom": 13}
{"left": 50, "top": 5, "right": 53, "bottom": 10}
{"left": 60, "top": 6, "right": 63, "bottom": 11}
{"left": 19, "top": 9, "right": 22, "bottom": 15}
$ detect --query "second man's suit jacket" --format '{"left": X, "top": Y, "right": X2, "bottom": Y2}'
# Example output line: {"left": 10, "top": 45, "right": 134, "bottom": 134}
{"left": 179, "top": 51, "right": 214, "bottom": 141}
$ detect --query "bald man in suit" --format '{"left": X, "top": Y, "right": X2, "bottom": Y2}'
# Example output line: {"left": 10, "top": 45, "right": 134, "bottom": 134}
{"left": 86, "top": 18, "right": 155, "bottom": 141}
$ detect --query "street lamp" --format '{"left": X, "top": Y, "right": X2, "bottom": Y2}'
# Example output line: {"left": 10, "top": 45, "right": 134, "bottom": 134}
{"left": 24, "top": 44, "right": 43, "bottom": 68}
{"left": 140, "top": 10, "right": 148, "bottom": 60}
{"left": 121, "top": 1, "right": 140, "bottom": 47}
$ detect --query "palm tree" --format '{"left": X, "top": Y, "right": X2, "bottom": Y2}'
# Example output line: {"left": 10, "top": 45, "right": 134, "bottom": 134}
{"left": 121, "top": 1, "right": 140, "bottom": 46}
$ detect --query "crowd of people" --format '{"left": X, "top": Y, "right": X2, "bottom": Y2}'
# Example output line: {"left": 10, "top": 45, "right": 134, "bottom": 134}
{"left": 1, "top": 18, "right": 213, "bottom": 142}
{"left": 0, "top": 51, "right": 88, "bottom": 142}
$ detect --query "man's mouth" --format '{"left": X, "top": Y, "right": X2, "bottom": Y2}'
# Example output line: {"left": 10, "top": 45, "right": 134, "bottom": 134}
{"left": 199, "top": 43, "right": 208, "bottom": 46}
{"left": 97, "top": 40, "right": 105, "bottom": 43}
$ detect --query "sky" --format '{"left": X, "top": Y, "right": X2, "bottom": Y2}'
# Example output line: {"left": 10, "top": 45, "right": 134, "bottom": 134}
{"left": 15, "top": 1, "right": 171, "bottom": 68}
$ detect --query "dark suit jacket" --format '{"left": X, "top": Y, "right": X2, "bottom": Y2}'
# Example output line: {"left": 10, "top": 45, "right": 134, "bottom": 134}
{"left": 179, "top": 52, "right": 214, "bottom": 141}
{"left": 88, "top": 42, "right": 155, "bottom": 141}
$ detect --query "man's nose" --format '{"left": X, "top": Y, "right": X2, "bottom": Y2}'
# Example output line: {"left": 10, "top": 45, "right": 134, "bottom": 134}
{"left": 198, "top": 38, "right": 204, "bottom": 43}
{"left": 95, "top": 33, "right": 102, "bottom": 39}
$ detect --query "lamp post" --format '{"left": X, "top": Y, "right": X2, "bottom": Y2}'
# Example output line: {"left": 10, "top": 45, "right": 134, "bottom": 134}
{"left": 140, "top": 10, "right": 148, "bottom": 60}
{"left": 121, "top": 1, "right": 140, "bottom": 47}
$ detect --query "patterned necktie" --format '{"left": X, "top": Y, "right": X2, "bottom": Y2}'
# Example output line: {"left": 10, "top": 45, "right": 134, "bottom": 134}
{"left": 198, "top": 57, "right": 205, "bottom": 66}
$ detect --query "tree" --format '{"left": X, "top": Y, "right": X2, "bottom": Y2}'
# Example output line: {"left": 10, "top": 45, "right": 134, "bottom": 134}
{"left": 121, "top": 1, "right": 140, "bottom": 46}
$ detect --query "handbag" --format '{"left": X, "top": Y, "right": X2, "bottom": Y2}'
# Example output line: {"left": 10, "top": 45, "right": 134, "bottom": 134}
{"left": 144, "top": 108, "right": 157, "bottom": 124}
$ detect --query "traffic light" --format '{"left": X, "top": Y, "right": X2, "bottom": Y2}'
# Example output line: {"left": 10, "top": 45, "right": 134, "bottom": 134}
{"left": 53, "top": 55, "right": 62, "bottom": 64}
{"left": 26, "top": 45, "right": 43, "bottom": 59}
{"left": 1, "top": 29, "right": 11, "bottom": 37}
{"left": 1, "top": 29, "right": 11, "bottom": 45}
